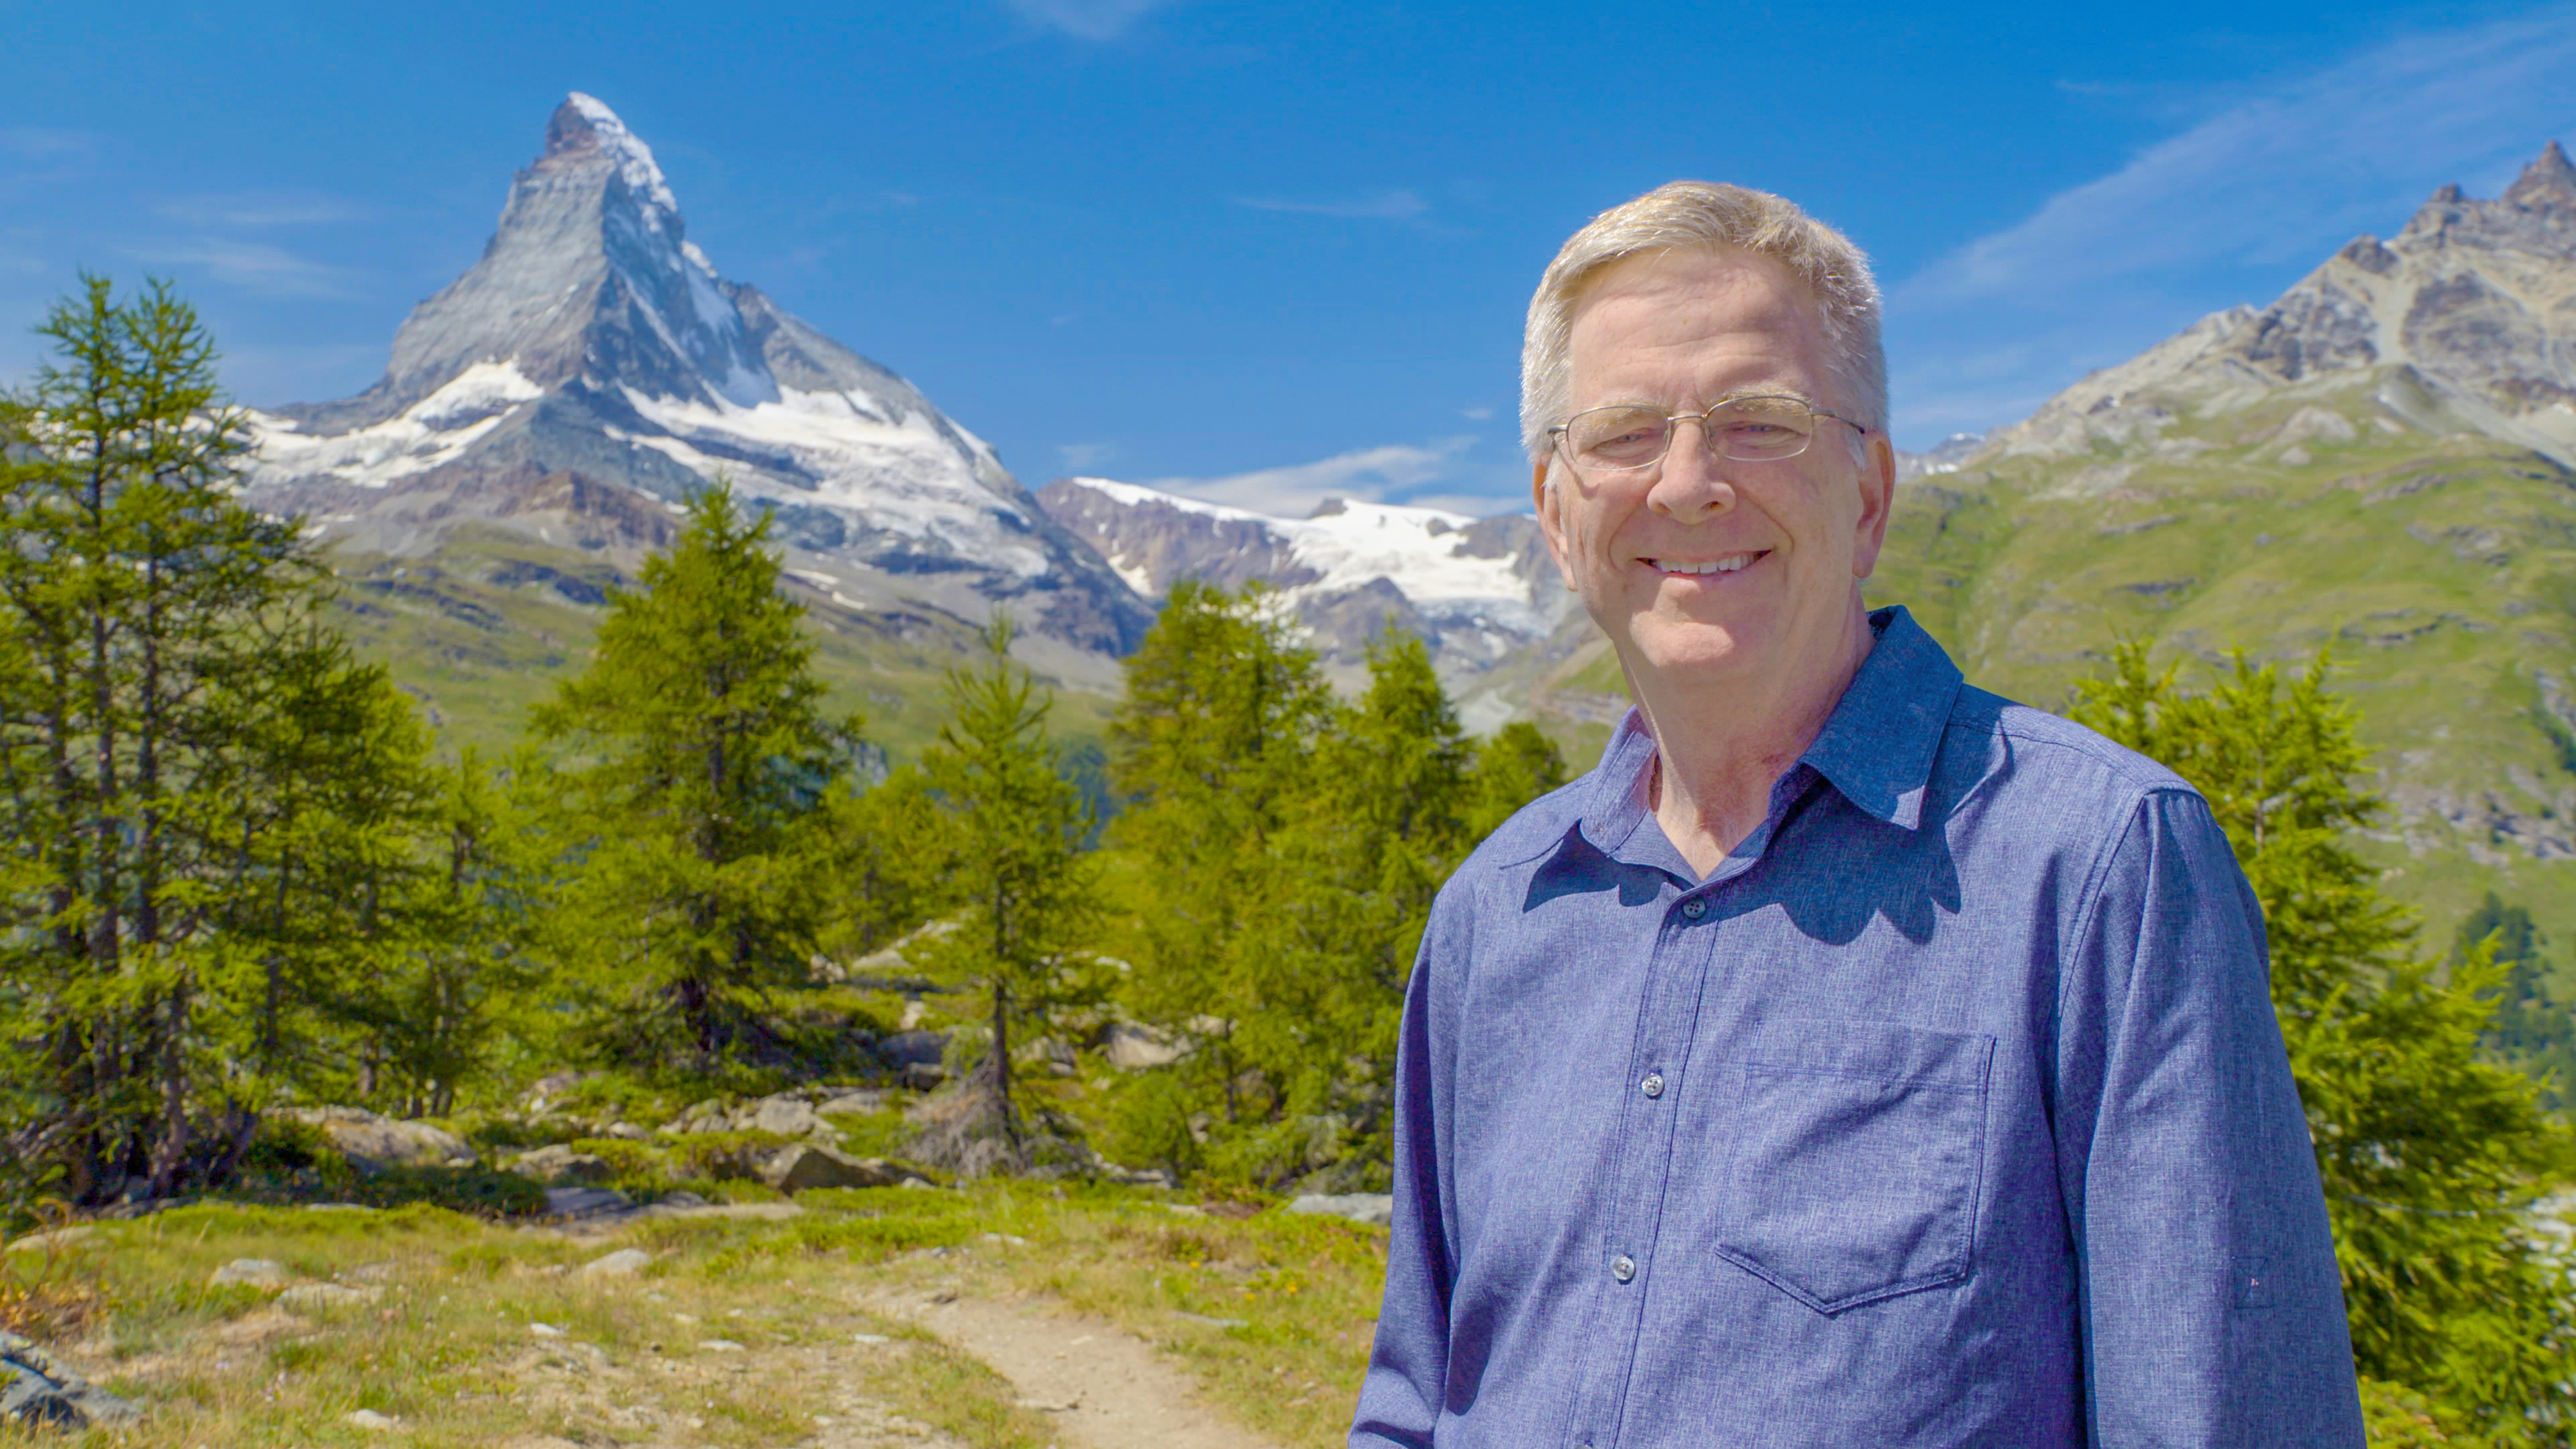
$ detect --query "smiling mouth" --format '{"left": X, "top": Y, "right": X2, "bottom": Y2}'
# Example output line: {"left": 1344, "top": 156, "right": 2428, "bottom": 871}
{"left": 1645, "top": 551, "right": 1766, "bottom": 576}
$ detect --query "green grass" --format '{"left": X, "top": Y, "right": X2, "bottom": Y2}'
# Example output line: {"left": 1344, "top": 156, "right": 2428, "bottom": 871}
{"left": 18, "top": 1182, "right": 1385, "bottom": 1448}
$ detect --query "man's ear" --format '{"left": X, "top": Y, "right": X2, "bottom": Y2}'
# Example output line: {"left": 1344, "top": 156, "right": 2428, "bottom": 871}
{"left": 1850, "top": 431, "right": 1897, "bottom": 581}
{"left": 1533, "top": 458, "right": 1579, "bottom": 592}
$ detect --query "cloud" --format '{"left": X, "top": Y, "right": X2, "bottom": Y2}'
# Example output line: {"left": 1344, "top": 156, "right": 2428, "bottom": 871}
{"left": 1904, "top": 10, "right": 2576, "bottom": 309}
{"left": 1151, "top": 436, "right": 1479, "bottom": 516}
{"left": 1056, "top": 442, "right": 1114, "bottom": 469}
{"left": 1459, "top": 406, "right": 1494, "bottom": 421}
{"left": 1007, "top": 0, "right": 1168, "bottom": 40}
{"left": 1883, "top": 5, "right": 2576, "bottom": 444}
{"left": 155, "top": 192, "right": 374, "bottom": 227}
{"left": 125, "top": 240, "right": 364, "bottom": 299}
{"left": 1236, "top": 189, "right": 1429, "bottom": 221}
{"left": 0, "top": 128, "right": 93, "bottom": 161}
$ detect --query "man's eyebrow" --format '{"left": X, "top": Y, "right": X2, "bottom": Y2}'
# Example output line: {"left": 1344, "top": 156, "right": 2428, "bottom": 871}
{"left": 1583, "top": 386, "right": 1823, "bottom": 411}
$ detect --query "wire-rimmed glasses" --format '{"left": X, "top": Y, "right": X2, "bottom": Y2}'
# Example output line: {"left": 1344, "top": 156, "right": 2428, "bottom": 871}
{"left": 1548, "top": 395, "right": 1869, "bottom": 475}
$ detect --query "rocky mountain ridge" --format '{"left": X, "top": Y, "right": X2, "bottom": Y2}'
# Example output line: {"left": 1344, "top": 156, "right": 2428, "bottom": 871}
{"left": 1034, "top": 477, "right": 1577, "bottom": 702}
{"left": 243, "top": 94, "right": 1150, "bottom": 661}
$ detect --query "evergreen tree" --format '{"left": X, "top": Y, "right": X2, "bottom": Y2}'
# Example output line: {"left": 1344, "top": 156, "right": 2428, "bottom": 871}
{"left": 1104, "top": 583, "right": 1338, "bottom": 1176}
{"left": 1464, "top": 720, "right": 1571, "bottom": 842}
{"left": 913, "top": 616, "right": 1099, "bottom": 1175}
{"left": 533, "top": 482, "right": 861, "bottom": 1073}
{"left": 0, "top": 276, "right": 445, "bottom": 1202}
{"left": 2075, "top": 643, "right": 2575, "bottom": 1445}
{"left": 2456, "top": 893, "right": 2576, "bottom": 1114}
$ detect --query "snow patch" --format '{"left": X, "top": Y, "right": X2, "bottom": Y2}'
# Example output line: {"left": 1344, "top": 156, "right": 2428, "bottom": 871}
{"left": 247, "top": 361, "right": 544, "bottom": 489}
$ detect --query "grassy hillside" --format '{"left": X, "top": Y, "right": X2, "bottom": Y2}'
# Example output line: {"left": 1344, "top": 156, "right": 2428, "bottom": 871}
{"left": 1870, "top": 373, "right": 2576, "bottom": 970}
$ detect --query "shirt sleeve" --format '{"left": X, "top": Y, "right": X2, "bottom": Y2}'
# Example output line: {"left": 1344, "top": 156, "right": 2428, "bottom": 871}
{"left": 1349, "top": 882, "right": 1466, "bottom": 1448}
{"left": 2054, "top": 787, "right": 2366, "bottom": 1448}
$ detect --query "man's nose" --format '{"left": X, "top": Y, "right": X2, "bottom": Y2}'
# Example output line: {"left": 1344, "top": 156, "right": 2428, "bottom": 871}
{"left": 1645, "top": 417, "right": 1737, "bottom": 522}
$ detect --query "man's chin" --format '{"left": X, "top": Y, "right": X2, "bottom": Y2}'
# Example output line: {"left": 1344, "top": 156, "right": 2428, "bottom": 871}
{"left": 1620, "top": 620, "right": 1770, "bottom": 684}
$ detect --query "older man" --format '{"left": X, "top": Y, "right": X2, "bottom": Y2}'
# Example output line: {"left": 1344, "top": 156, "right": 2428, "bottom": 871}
{"left": 1350, "top": 184, "right": 2364, "bottom": 1447}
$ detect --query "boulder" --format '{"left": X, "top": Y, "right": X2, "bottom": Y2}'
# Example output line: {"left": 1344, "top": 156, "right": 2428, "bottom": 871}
{"left": 0, "top": 1331, "right": 138, "bottom": 1429}
{"left": 1287, "top": 1193, "right": 1396, "bottom": 1227}
{"left": 280, "top": 1106, "right": 477, "bottom": 1171}
{"left": 878, "top": 1030, "right": 949, "bottom": 1068}
{"left": 748, "top": 1095, "right": 820, "bottom": 1138}
{"left": 276, "top": 1283, "right": 383, "bottom": 1311}
{"left": 544, "top": 1186, "right": 634, "bottom": 1219}
{"left": 505, "top": 1144, "right": 618, "bottom": 1186}
{"left": 1102, "top": 1021, "right": 1184, "bottom": 1071}
{"left": 208, "top": 1258, "right": 291, "bottom": 1289}
{"left": 757, "top": 1145, "right": 918, "bottom": 1193}
{"left": 817, "top": 1090, "right": 887, "bottom": 1117}
{"left": 576, "top": 1248, "right": 653, "bottom": 1278}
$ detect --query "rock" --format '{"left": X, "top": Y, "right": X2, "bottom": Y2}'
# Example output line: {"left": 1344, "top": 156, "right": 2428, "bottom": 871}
{"left": 576, "top": 1249, "right": 653, "bottom": 1278}
{"left": 817, "top": 1090, "right": 887, "bottom": 1117}
{"left": 898, "top": 1062, "right": 947, "bottom": 1091}
{"left": 279, "top": 1106, "right": 477, "bottom": 1171}
{"left": 544, "top": 1186, "right": 634, "bottom": 1219}
{"left": 748, "top": 1095, "right": 820, "bottom": 1138}
{"left": 1102, "top": 1021, "right": 1184, "bottom": 1070}
{"left": 758, "top": 1144, "right": 913, "bottom": 1193}
{"left": 276, "top": 1283, "right": 383, "bottom": 1311}
{"left": 878, "top": 1029, "right": 949, "bottom": 1068}
{"left": 0, "top": 1331, "right": 140, "bottom": 1428}
{"left": 656, "top": 1189, "right": 712, "bottom": 1209}
{"left": 506, "top": 1144, "right": 616, "bottom": 1186}
{"left": 346, "top": 1408, "right": 399, "bottom": 1430}
{"left": 697, "top": 1339, "right": 746, "bottom": 1352}
{"left": 209, "top": 1258, "right": 291, "bottom": 1289}
{"left": 601, "top": 1122, "right": 651, "bottom": 1141}
{"left": 2, "top": 1228, "right": 93, "bottom": 1256}
{"left": 1288, "top": 1192, "right": 1395, "bottom": 1227}
{"left": 529, "top": 1321, "right": 567, "bottom": 1338}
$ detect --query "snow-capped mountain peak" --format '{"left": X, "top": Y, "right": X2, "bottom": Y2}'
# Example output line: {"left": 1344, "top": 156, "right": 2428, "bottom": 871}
{"left": 242, "top": 94, "right": 1152, "bottom": 656}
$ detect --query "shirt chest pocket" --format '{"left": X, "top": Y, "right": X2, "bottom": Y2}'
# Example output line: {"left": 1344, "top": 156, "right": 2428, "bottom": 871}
{"left": 1710, "top": 1019, "right": 1994, "bottom": 1316}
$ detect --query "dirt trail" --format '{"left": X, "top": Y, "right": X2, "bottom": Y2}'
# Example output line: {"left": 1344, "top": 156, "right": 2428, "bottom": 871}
{"left": 874, "top": 1289, "right": 1289, "bottom": 1449}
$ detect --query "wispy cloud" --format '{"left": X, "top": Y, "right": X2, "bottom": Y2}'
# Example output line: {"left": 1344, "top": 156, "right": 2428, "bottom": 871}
{"left": 0, "top": 128, "right": 93, "bottom": 161}
{"left": 155, "top": 192, "right": 374, "bottom": 227}
{"left": 125, "top": 240, "right": 364, "bottom": 299}
{"left": 1151, "top": 436, "right": 1478, "bottom": 516}
{"left": 1906, "top": 10, "right": 2576, "bottom": 308}
{"left": 1886, "top": 5, "right": 2576, "bottom": 443}
{"left": 1007, "top": 0, "right": 1168, "bottom": 41}
{"left": 1236, "top": 189, "right": 1428, "bottom": 221}
{"left": 1057, "top": 441, "right": 1114, "bottom": 470}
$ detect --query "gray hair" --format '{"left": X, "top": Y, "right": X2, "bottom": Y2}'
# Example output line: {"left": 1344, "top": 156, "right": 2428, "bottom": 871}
{"left": 1520, "top": 181, "right": 1886, "bottom": 464}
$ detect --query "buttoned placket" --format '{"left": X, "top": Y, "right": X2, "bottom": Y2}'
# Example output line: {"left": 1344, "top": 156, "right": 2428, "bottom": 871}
{"left": 1562, "top": 771, "right": 1823, "bottom": 1449}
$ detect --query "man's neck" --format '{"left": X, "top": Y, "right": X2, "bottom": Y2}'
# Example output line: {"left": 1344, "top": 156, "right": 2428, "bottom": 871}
{"left": 1631, "top": 606, "right": 1875, "bottom": 878}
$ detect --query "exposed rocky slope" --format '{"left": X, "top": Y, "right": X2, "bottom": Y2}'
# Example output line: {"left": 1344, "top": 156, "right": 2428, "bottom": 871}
{"left": 243, "top": 94, "right": 1152, "bottom": 663}
{"left": 1034, "top": 477, "right": 1580, "bottom": 715}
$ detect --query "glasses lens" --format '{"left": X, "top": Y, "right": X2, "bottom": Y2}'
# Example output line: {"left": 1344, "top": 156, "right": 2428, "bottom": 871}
{"left": 1709, "top": 397, "right": 1815, "bottom": 460}
{"left": 1564, "top": 407, "right": 1671, "bottom": 469}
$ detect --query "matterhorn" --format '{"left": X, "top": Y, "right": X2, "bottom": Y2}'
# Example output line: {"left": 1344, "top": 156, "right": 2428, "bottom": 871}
{"left": 243, "top": 93, "right": 1151, "bottom": 658}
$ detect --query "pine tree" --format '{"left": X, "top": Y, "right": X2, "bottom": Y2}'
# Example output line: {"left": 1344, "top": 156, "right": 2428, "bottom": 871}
{"left": 2456, "top": 893, "right": 2576, "bottom": 1114}
{"left": 2075, "top": 643, "right": 2575, "bottom": 1445}
{"left": 533, "top": 482, "right": 862, "bottom": 1074}
{"left": 0, "top": 276, "right": 448, "bottom": 1203}
{"left": 912, "top": 616, "right": 1099, "bottom": 1175}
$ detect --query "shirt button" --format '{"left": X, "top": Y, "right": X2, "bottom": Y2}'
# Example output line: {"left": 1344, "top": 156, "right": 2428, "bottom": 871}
{"left": 1680, "top": 897, "right": 1707, "bottom": 919}
{"left": 1640, "top": 1072, "right": 1665, "bottom": 1099}
{"left": 1612, "top": 1255, "right": 1636, "bottom": 1283}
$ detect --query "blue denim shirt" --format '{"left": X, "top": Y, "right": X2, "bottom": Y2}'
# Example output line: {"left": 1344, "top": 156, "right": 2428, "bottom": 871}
{"left": 1352, "top": 607, "right": 2364, "bottom": 1448}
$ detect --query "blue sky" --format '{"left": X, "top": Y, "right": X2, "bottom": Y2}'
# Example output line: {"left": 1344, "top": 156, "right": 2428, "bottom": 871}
{"left": 6, "top": 0, "right": 2576, "bottom": 515}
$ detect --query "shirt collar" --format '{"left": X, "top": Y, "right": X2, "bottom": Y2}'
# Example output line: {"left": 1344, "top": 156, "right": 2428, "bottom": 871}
{"left": 1573, "top": 605, "right": 1964, "bottom": 851}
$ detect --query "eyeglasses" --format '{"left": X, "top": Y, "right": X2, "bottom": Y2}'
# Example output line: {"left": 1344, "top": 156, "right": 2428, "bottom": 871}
{"left": 1548, "top": 395, "right": 1869, "bottom": 473}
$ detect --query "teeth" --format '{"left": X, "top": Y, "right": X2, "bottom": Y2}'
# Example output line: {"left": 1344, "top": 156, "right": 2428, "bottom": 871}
{"left": 1653, "top": 554, "right": 1756, "bottom": 575}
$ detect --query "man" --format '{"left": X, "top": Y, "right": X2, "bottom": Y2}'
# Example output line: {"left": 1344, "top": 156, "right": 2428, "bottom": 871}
{"left": 1349, "top": 184, "right": 2364, "bottom": 1447}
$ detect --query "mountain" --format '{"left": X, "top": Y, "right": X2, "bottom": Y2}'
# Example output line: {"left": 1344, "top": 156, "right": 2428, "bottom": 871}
{"left": 1841, "top": 141, "right": 2576, "bottom": 954}
{"left": 1033, "top": 477, "right": 1577, "bottom": 712}
{"left": 243, "top": 94, "right": 1153, "bottom": 678}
